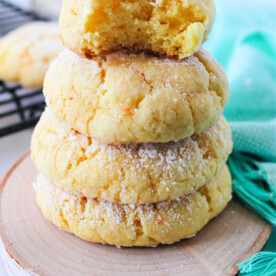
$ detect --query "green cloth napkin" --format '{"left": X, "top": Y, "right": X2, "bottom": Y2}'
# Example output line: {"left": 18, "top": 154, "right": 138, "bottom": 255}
{"left": 204, "top": 0, "right": 276, "bottom": 274}
{"left": 206, "top": 0, "right": 276, "bottom": 162}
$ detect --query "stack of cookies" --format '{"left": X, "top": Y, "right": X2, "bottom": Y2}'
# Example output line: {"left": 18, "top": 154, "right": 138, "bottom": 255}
{"left": 31, "top": 0, "right": 233, "bottom": 247}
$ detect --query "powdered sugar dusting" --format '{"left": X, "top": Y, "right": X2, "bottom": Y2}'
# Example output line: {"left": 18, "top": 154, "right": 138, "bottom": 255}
{"left": 37, "top": 109, "right": 232, "bottom": 201}
{"left": 33, "top": 174, "right": 210, "bottom": 228}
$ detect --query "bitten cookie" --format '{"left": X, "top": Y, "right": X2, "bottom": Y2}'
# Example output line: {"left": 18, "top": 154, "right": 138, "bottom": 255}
{"left": 0, "top": 22, "right": 63, "bottom": 87}
{"left": 31, "top": 109, "right": 232, "bottom": 204}
{"left": 34, "top": 165, "right": 232, "bottom": 247}
{"left": 59, "top": 0, "right": 215, "bottom": 59}
{"left": 44, "top": 48, "right": 229, "bottom": 144}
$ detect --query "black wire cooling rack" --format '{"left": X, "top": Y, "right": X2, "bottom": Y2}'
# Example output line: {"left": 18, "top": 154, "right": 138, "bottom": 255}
{"left": 0, "top": 1, "right": 47, "bottom": 137}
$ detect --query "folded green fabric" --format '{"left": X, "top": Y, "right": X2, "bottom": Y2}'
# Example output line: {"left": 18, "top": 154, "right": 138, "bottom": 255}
{"left": 206, "top": 0, "right": 276, "bottom": 162}
{"left": 205, "top": 0, "right": 276, "bottom": 274}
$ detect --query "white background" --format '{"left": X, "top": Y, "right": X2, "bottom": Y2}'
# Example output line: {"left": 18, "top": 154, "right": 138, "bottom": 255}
{"left": 0, "top": 129, "right": 32, "bottom": 275}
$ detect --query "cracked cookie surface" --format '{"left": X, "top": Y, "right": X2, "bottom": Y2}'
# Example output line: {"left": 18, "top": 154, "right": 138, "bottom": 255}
{"left": 33, "top": 165, "right": 232, "bottom": 247}
{"left": 0, "top": 22, "right": 63, "bottom": 87}
{"left": 44, "top": 48, "right": 229, "bottom": 144}
{"left": 31, "top": 109, "right": 232, "bottom": 204}
{"left": 60, "top": 0, "right": 215, "bottom": 59}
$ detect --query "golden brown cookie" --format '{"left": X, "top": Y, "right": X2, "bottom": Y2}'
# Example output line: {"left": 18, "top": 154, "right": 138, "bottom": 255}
{"left": 59, "top": 0, "right": 216, "bottom": 59}
{"left": 34, "top": 165, "right": 232, "bottom": 247}
{"left": 0, "top": 22, "right": 63, "bottom": 87}
{"left": 44, "top": 48, "right": 229, "bottom": 144}
{"left": 31, "top": 109, "right": 232, "bottom": 204}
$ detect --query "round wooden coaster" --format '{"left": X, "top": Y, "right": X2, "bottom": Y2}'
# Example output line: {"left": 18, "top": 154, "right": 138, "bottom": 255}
{"left": 0, "top": 152, "right": 272, "bottom": 276}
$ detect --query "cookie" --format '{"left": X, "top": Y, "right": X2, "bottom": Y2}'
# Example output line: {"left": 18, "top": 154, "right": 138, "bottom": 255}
{"left": 44, "top": 48, "right": 229, "bottom": 144}
{"left": 59, "top": 0, "right": 215, "bottom": 59}
{"left": 31, "top": 109, "right": 232, "bottom": 204}
{"left": 0, "top": 22, "right": 63, "bottom": 87}
{"left": 34, "top": 165, "right": 232, "bottom": 247}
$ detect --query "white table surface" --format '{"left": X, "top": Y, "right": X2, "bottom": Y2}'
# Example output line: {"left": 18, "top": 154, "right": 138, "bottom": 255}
{"left": 0, "top": 260, "right": 6, "bottom": 276}
{"left": 0, "top": 129, "right": 33, "bottom": 276}
{"left": 0, "top": 262, "right": 6, "bottom": 276}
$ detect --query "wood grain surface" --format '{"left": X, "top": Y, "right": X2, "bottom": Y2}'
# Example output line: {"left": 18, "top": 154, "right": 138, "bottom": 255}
{"left": 0, "top": 152, "right": 272, "bottom": 276}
